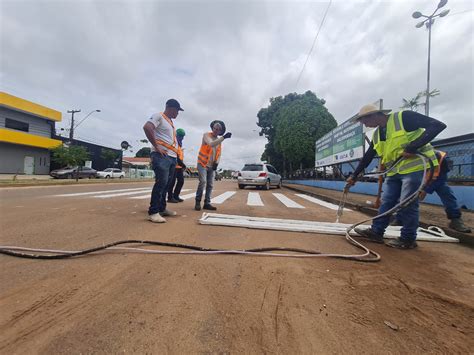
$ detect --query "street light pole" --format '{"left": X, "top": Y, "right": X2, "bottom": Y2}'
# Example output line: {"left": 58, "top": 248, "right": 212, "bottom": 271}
{"left": 412, "top": 0, "right": 450, "bottom": 116}
{"left": 74, "top": 109, "right": 101, "bottom": 131}
{"left": 67, "top": 109, "right": 81, "bottom": 140}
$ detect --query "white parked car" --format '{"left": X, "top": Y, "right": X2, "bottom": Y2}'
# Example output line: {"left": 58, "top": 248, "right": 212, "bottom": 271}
{"left": 96, "top": 168, "right": 125, "bottom": 179}
{"left": 237, "top": 163, "right": 282, "bottom": 190}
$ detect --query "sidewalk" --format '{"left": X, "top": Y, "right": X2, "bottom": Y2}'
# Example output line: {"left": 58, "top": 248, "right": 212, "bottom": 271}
{"left": 284, "top": 183, "right": 474, "bottom": 246}
{"left": 0, "top": 174, "right": 52, "bottom": 180}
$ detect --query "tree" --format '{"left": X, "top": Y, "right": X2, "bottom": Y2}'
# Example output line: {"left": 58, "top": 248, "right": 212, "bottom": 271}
{"left": 257, "top": 91, "right": 337, "bottom": 173}
{"left": 401, "top": 92, "right": 423, "bottom": 111}
{"left": 135, "top": 147, "right": 151, "bottom": 158}
{"left": 50, "top": 144, "right": 90, "bottom": 181}
{"left": 101, "top": 148, "right": 120, "bottom": 168}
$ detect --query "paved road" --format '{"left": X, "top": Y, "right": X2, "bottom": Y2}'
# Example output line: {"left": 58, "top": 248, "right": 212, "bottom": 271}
{"left": 1, "top": 180, "right": 473, "bottom": 353}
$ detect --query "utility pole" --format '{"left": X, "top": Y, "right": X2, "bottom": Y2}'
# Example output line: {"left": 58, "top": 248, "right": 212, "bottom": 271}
{"left": 67, "top": 109, "right": 81, "bottom": 140}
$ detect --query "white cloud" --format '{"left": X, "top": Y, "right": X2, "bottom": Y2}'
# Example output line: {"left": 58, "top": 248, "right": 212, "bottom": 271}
{"left": 1, "top": 0, "right": 472, "bottom": 170}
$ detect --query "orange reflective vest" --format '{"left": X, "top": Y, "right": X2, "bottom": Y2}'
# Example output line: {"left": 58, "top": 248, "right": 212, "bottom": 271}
{"left": 176, "top": 146, "right": 184, "bottom": 169}
{"left": 155, "top": 112, "right": 178, "bottom": 154}
{"left": 197, "top": 132, "right": 221, "bottom": 168}
{"left": 431, "top": 150, "right": 447, "bottom": 180}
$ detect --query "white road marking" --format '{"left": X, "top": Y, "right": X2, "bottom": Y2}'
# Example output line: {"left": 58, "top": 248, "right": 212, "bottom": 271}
{"left": 247, "top": 192, "right": 264, "bottom": 206}
{"left": 54, "top": 187, "right": 150, "bottom": 197}
{"left": 211, "top": 191, "right": 236, "bottom": 204}
{"left": 129, "top": 189, "right": 191, "bottom": 200}
{"left": 180, "top": 192, "right": 197, "bottom": 200}
{"left": 272, "top": 193, "right": 305, "bottom": 209}
{"left": 295, "top": 194, "right": 351, "bottom": 211}
{"left": 94, "top": 189, "right": 152, "bottom": 198}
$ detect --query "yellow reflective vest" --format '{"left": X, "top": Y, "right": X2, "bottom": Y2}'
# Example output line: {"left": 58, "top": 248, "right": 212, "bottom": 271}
{"left": 372, "top": 111, "right": 438, "bottom": 176}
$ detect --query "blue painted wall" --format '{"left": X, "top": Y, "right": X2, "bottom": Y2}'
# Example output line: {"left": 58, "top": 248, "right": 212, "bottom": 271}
{"left": 288, "top": 179, "right": 473, "bottom": 210}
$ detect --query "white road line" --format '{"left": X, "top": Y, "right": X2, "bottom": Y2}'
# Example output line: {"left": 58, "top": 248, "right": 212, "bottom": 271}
{"left": 54, "top": 187, "right": 150, "bottom": 197}
{"left": 211, "top": 191, "right": 236, "bottom": 204}
{"left": 295, "top": 194, "right": 351, "bottom": 211}
{"left": 180, "top": 192, "right": 197, "bottom": 200}
{"left": 272, "top": 193, "right": 305, "bottom": 209}
{"left": 94, "top": 189, "right": 152, "bottom": 198}
{"left": 247, "top": 192, "right": 264, "bottom": 206}
{"left": 129, "top": 189, "right": 192, "bottom": 200}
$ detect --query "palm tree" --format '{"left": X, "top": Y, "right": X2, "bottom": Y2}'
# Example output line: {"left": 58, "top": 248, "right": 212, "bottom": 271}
{"left": 401, "top": 92, "right": 423, "bottom": 111}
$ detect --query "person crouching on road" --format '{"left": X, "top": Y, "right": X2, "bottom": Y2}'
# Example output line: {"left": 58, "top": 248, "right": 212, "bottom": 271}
{"left": 392, "top": 150, "right": 471, "bottom": 233}
{"left": 194, "top": 120, "right": 232, "bottom": 211}
{"left": 346, "top": 104, "right": 446, "bottom": 249}
{"left": 143, "top": 98, "right": 183, "bottom": 223}
{"left": 167, "top": 128, "right": 187, "bottom": 203}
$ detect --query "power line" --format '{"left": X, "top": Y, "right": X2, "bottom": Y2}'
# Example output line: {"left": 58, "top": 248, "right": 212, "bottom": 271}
{"left": 295, "top": 0, "right": 332, "bottom": 88}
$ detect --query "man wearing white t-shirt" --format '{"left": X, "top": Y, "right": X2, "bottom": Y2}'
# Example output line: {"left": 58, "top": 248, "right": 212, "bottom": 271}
{"left": 143, "top": 99, "right": 183, "bottom": 223}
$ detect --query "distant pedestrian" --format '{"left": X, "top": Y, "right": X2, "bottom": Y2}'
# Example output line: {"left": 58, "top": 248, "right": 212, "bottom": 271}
{"left": 167, "top": 128, "right": 187, "bottom": 203}
{"left": 143, "top": 99, "right": 183, "bottom": 223}
{"left": 194, "top": 120, "right": 232, "bottom": 211}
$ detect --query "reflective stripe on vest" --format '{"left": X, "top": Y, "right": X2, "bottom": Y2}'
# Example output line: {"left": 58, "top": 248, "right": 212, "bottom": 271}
{"left": 372, "top": 111, "right": 438, "bottom": 176}
{"left": 156, "top": 112, "right": 178, "bottom": 154}
{"left": 197, "top": 133, "right": 222, "bottom": 168}
{"left": 176, "top": 146, "right": 184, "bottom": 169}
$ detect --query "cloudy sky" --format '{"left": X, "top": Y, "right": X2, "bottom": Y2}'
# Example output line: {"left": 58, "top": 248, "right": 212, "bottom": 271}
{"left": 1, "top": 0, "right": 473, "bottom": 170}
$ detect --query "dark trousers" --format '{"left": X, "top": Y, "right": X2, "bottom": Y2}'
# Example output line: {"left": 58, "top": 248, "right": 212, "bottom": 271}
{"left": 148, "top": 153, "right": 176, "bottom": 215}
{"left": 167, "top": 168, "right": 184, "bottom": 199}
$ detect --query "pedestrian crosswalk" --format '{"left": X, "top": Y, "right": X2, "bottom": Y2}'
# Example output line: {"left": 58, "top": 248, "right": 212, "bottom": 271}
{"left": 53, "top": 188, "right": 351, "bottom": 212}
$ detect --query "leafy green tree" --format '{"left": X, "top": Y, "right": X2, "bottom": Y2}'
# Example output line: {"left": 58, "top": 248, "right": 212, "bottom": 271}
{"left": 101, "top": 148, "right": 119, "bottom": 167}
{"left": 51, "top": 145, "right": 90, "bottom": 181}
{"left": 135, "top": 147, "right": 151, "bottom": 158}
{"left": 257, "top": 91, "right": 337, "bottom": 173}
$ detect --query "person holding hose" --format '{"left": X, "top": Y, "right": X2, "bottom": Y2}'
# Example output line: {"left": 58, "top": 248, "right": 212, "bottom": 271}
{"left": 167, "top": 128, "right": 187, "bottom": 203}
{"left": 346, "top": 104, "right": 446, "bottom": 249}
{"left": 194, "top": 120, "right": 232, "bottom": 211}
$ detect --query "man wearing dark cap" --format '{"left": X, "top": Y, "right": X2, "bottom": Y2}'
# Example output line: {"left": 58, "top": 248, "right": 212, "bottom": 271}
{"left": 346, "top": 103, "right": 446, "bottom": 249}
{"left": 143, "top": 99, "right": 184, "bottom": 223}
{"left": 194, "top": 120, "right": 232, "bottom": 211}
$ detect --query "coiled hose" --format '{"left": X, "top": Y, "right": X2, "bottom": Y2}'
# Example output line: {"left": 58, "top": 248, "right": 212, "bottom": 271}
{"left": 0, "top": 154, "right": 433, "bottom": 262}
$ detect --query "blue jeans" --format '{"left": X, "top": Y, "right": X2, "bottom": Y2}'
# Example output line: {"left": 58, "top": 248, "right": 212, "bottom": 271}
{"left": 373, "top": 171, "right": 424, "bottom": 241}
{"left": 195, "top": 164, "right": 214, "bottom": 204}
{"left": 434, "top": 175, "right": 461, "bottom": 220}
{"left": 148, "top": 153, "right": 176, "bottom": 215}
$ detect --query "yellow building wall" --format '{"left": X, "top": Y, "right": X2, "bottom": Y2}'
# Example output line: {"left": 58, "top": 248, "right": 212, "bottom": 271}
{"left": 0, "top": 92, "right": 62, "bottom": 122}
{"left": 0, "top": 128, "right": 62, "bottom": 149}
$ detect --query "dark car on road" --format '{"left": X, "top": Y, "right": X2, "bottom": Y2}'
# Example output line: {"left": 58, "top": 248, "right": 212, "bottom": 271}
{"left": 50, "top": 166, "right": 97, "bottom": 179}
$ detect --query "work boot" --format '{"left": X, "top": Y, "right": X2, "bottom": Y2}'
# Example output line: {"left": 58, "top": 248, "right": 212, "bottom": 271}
{"left": 167, "top": 197, "right": 179, "bottom": 203}
{"left": 174, "top": 195, "right": 184, "bottom": 202}
{"left": 386, "top": 238, "right": 418, "bottom": 249}
{"left": 354, "top": 227, "right": 384, "bottom": 244}
{"left": 148, "top": 213, "right": 166, "bottom": 223}
{"left": 203, "top": 204, "right": 217, "bottom": 211}
{"left": 195, "top": 201, "right": 201, "bottom": 211}
{"left": 449, "top": 218, "right": 472, "bottom": 233}
{"left": 159, "top": 209, "right": 177, "bottom": 217}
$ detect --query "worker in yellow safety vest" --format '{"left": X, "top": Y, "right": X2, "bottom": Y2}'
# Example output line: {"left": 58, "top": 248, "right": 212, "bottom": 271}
{"left": 194, "top": 120, "right": 232, "bottom": 211}
{"left": 346, "top": 103, "right": 446, "bottom": 249}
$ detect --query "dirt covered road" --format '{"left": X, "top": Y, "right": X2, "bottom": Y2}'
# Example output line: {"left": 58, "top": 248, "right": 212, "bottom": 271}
{"left": 1, "top": 180, "right": 473, "bottom": 353}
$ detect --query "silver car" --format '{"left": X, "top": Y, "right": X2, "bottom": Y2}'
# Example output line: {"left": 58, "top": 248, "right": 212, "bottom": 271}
{"left": 237, "top": 163, "right": 282, "bottom": 190}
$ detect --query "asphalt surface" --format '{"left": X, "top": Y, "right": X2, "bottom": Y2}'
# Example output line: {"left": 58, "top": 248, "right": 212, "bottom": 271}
{"left": 1, "top": 180, "right": 473, "bottom": 353}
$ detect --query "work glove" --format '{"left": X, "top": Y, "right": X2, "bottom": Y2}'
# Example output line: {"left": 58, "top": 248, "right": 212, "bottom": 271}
{"left": 346, "top": 175, "right": 357, "bottom": 187}
{"left": 223, "top": 132, "right": 232, "bottom": 139}
{"left": 212, "top": 162, "right": 218, "bottom": 171}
